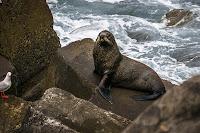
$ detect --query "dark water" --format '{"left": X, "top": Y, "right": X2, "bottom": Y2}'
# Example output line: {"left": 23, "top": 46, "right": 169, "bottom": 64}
{"left": 48, "top": 0, "right": 200, "bottom": 84}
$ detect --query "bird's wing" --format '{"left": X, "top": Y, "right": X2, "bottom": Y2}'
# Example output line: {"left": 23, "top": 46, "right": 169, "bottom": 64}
{"left": 0, "top": 81, "right": 8, "bottom": 91}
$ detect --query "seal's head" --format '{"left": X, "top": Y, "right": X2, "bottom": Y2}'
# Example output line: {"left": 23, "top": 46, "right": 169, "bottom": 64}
{"left": 93, "top": 30, "right": 122, "bottom": 75}
{"left": 96, "top": 30, "right": 117, "bottom": 48}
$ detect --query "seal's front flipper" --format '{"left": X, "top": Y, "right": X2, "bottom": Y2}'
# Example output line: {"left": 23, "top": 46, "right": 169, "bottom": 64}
{"left": 134, "top": 92, "right": 162, "bottom": 101}
{"left": 98, "top": 85, "right": 113, "bottom": 104}
{"left": 97, "top": 71, "right": 114, "bottom": 104}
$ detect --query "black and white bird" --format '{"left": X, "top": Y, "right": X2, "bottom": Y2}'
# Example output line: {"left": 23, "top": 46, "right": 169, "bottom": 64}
{"left": 0, "top": 72, "right": 12, "bottom": 101}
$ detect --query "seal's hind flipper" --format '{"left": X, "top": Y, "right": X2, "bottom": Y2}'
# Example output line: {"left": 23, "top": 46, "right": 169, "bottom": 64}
{"left": 98, "top": 86, "right": 113, "bottom": 104}
{"left": 134, "top": 92, "right": 163, "bottom": 101}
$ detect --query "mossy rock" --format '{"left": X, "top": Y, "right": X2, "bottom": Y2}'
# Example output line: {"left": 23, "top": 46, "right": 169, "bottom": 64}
{"left": 0, "top": 0, "right": 60, "bottom": 87}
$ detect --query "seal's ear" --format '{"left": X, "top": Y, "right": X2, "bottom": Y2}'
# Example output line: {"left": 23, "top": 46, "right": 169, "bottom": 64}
{"left": 96, "top": 36, "right": 100, "bottom": 42}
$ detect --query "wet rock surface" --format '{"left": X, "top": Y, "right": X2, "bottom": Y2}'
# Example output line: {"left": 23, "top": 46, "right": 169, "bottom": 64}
{"left": 123, "top": 75, "right": 200, "bottom": 133}
{"left": 163, "top": 9, "right": 193, "bottom": 26}
{"left": 170, "top": 47, "right": 200, "bottom": 68}
{"left": 126, "top": 31, "right": 154, "bottom": 42}
{"left": 18, "top": 88, "right": 131, "bottom": 133}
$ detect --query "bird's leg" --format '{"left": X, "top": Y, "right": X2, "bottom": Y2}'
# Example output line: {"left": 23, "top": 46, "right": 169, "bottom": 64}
{"left": 0, "top": 91, "right": 2, "bottom": 98}
{"left": 2, "top": 92, "right": 8, "bottom": 101}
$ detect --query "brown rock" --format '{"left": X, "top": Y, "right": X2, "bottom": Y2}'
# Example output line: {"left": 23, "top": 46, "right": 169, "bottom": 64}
{"left": 18, "top": 88, "right": 131, "bottom": 133}
{"left": 123, "top": 75, "right": 200, "bottom": 133}
{"left": 46, "top": 38, "right": 173, "bottom": 120}
{"left": 0, "top": 0, "right": 60, "bottom": 88}
{"left": 0, "top": 55, "right": 14, "bottom": 81}
{"left": 0, "top": 96, "right": 29, "bottom": 133}
{"left": 163, "top": 9, "right": 193, "bottom": 26}
{"left": 162, "top": 79, "right": 176, "bottom": 90}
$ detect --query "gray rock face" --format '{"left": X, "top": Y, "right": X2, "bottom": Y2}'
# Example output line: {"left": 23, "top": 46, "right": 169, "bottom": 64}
{"left": 126, "top": 31, "right": 154, "bottom": 42}
{"left": 46, "top": 38, "right": 174, "bottom": 120}
{"left": 19, "top": 88, "right": 131, "bottom": 133}
{"left": 123, "top": 75, "right": 200, "bottom": 133}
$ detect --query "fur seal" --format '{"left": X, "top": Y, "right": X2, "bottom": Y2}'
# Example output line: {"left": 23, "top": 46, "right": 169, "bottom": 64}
{"left": 93, "top": 30, "right": 166, "bottom": 103}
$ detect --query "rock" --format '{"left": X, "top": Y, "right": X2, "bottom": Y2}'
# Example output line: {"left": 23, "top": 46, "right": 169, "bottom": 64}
{"left": 162, "top": 79, "right": 176, "bottom": 90}
{"left": 178, "top": 53, "right": 200, "bottom": 68}
{"left": 170, "top": 48, "right": 200, "bottom": 68}
{"left": 0, "top": 96, "right": 29, "bottom": 133}
{"left": 126, "top": 31, "right": 154, "bottom": 42}
{"left": 21, "top": 69, "right": 48, "bottom": 101}
{"left": 0, "top": 0, "right": 60, "bottom": 88}
{"left": 0, "top": 55, "right": 14, "bottom": 81}
{"left": 18, "top": 88, "right": 131, "bottom": 133}
{"left": 163, "top": 9, "right": 193, "bottom": 26}
{"left": 46, "top": 38, "right": 173, "bottom": 120}
{"left": 122, "top": 75, "right": 200, "bottom": 133}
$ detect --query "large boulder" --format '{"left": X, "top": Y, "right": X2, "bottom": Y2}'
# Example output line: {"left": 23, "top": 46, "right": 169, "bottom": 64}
{"left": 0, "top": 96, "right": 29, "bottom": 133}
{"left": 18, "top": 88, "right": 131, "bottom": 133}
{"left": 163, "top": 9, "right": 193, "bottom": 26}
{"left": 45, "top": 38, "right": 174, "bottom": 120}
{"left": 0, "top": 0, "right": 60, "bottom": 87}
{"left": 123, "top": 75, "right": 200, "bottom": 133}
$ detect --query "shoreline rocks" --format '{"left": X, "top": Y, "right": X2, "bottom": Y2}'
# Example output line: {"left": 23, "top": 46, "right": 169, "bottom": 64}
{"left": 123, "top": 75, "right": 200, "bottom": 133}
{"left": 1, "top": 0, "right": 199, "bottom": 132}
{"left": 18, "top": 88, "right": 131, "bottom": 133}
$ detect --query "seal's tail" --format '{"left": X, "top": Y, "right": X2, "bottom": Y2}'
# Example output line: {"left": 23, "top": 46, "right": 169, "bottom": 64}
{"left": 134, "top": 91, "right": 165, "bottom": 101}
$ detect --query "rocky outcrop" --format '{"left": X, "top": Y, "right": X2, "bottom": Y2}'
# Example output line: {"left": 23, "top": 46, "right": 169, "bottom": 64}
{"left": 18, "top": 88, "right": 131, "bottom": 133}
{"left": 0, "top": 96, "right": 29, "bottom": 133}
{"left": 0, "top": 0, "right": 60, "bottom": 90}
{"left": 123, "top": 75, "right": 200, "bottom": 133}
{"left": 0, "top": 55, "right": 14, "bottom": 81}
{"left": 163, "top": 9, "right": 193, "bottom": 26}
{"left": 126, "top": 31, "right": 156, "bottom": 42}
{"left": 46, "top": 38, "right": 174, "bottom": 120}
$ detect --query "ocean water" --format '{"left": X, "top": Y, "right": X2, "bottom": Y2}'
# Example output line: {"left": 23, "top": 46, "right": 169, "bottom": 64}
{"left": 47, "top": 0, "right": 200, "bottom": 84}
